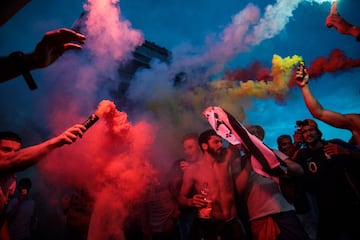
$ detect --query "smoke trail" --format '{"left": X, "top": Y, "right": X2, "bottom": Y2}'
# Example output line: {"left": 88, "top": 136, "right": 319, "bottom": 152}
{"left": 84, "top": 0, "right": 144, "bottom": 71}
{"left": 217, "top": 54, "right": 302, "bottom": 103}
{"left": 126, "top": 0, "right": 332, "bottom": 120}
{"left": 307, "top": 48, "right": 360, "bottom": 78}
{"left": 245, "top": 0, "right": 301, "bottom": 46}
{"left": 214, "top": 48, "right": 360, "bottom": 104}
{"left": 306, "top": 0, "right": 333, "bottom": 3}
{"left": 245, "top": 0, "right": 332, "bottom": 45}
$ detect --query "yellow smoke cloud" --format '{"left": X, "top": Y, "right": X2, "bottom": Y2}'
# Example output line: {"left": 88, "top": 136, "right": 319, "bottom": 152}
{"left": 213, "top": 54, "right": 303, "bottom": 99}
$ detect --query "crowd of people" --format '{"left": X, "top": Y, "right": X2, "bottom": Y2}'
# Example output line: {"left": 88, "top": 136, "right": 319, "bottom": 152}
{"left": 1, "top": 1, "right": 360, "bottom": 240}
{"left": 118, "top": 103, "right": 360, "bottom": 240}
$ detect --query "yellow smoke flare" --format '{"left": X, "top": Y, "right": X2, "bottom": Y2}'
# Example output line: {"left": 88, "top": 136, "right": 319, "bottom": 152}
{"left": 221, "top": 54, "right": 303, "bottom": 99}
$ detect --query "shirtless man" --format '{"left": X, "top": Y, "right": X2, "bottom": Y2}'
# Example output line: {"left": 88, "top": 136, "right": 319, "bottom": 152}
{"left": 178, "top": 129, "right": 246, "bottom": 240}
{"left": 295, "top": 65, "right": 360, "bottom": 147}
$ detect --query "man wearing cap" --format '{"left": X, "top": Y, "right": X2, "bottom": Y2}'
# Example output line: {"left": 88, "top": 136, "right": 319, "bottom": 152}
{"left": 295, "top": 66, "right": 360, "bottom": 148}
{"left": 294, "top": 119, "right": 360, "bottom": 240}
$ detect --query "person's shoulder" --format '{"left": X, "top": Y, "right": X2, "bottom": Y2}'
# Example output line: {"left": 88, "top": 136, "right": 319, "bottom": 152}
{"left": 328, "top": 138, "right": 346, "bottom": 142}
{"left": 328, "top": 138, "right": 360, "bottom": 151}
{"left": 187, "top": 160, "right": 201, "bottom": 170}
{"left": 272, "top": 149, "right": 288, "bottom": 160}
{"left": 6, "top": 197, "right": 19, "bottom": 210}
{"left": 328, "top": 138, "right": 351, "bottom": 146}
{"left": 294, "top": 147, "right": 311, "bottom": 161}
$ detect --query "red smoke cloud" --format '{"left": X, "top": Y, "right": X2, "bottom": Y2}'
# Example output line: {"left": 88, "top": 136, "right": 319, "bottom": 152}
{"left": 225, "top": 49, "right": 360, "bottom": 85}
{"left": 307, "top": 48, "right": 360, "bottom": 78}
{"left": 39, "top": 100, "right": 157, "bottom": 239}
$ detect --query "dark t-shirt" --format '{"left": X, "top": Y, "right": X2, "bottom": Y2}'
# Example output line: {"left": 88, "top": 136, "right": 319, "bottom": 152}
{"left": 295, "top": 139, "right": 360, "bottom": 214}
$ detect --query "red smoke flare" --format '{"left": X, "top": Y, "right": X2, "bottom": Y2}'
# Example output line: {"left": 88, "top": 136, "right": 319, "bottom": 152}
{"left": 307, "top": 48, "right": 360, "bottom": 78}
{"left": 226, "top": 49, "right": 360, "bottom": 86}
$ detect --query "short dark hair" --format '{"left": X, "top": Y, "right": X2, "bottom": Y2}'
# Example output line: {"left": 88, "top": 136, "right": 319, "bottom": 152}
{"left": 277, "top": 134, "right": 292, "bottom": 145}
{"left": 198, "top": 129, "right": 218, "bottom": 151}
{"left": 18, "top": 177, "right": 32, "bottom": 190}
{"left": 0, "top": 131, "right": 22, "bottom": 144}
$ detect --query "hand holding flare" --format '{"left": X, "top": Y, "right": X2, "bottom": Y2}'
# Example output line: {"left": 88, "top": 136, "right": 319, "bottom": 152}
{"left": 80, "top": 100, "right": 116, "bottom": 133}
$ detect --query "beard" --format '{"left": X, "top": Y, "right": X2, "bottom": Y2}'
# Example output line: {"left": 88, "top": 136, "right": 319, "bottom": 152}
{"left": 207, "top": 146, "right": 226, "bottom": 160}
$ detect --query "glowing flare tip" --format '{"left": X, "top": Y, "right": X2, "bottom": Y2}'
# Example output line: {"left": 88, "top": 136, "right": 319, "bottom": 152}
{"left": 82, "top": 114, "right": 99, "bottom": 131}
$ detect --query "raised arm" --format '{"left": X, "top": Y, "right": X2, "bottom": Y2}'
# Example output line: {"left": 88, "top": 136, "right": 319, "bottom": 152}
{"left": 0, "top": 28, "right": 86, "bottom": 85}
{"left": 325, "top": 1, "right": 360, "bottom": 41}
{"left": 295, "top": 68, "right": 352, "bottom": 130}
{"left": 0, "top": 124, "right": 86, "bottom": 173}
